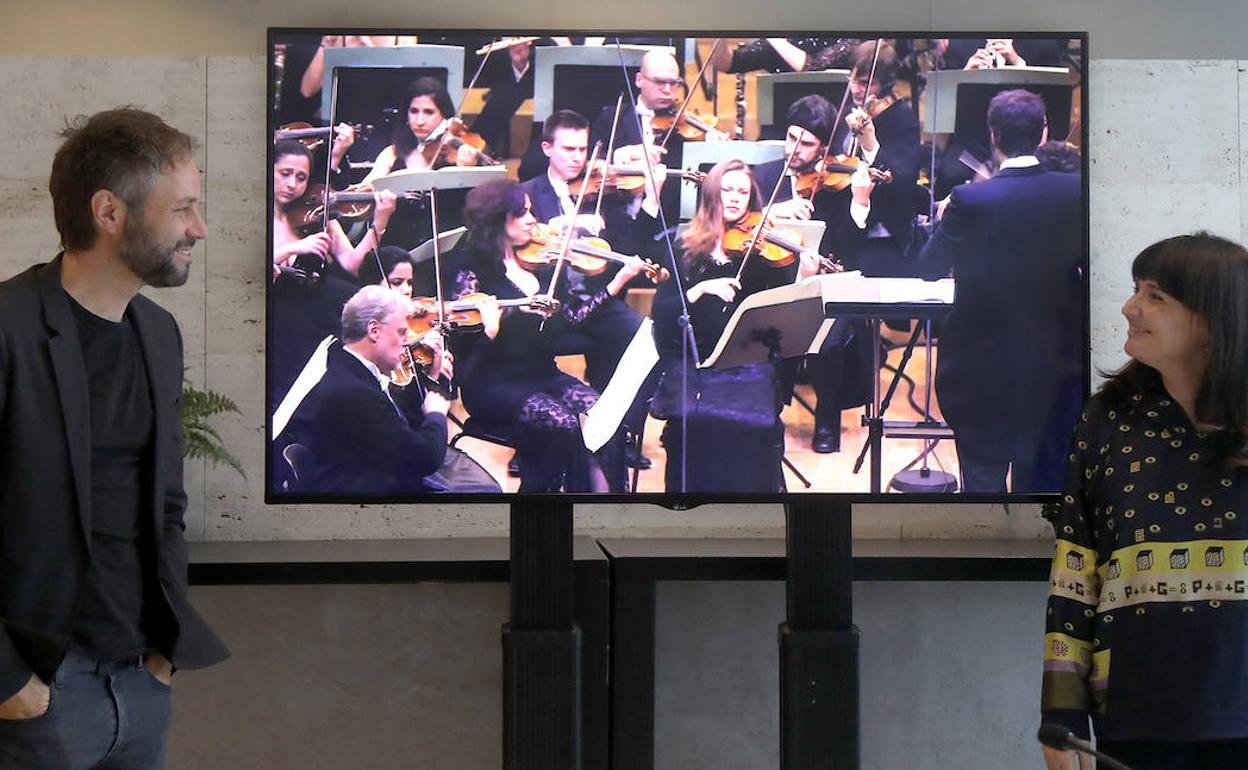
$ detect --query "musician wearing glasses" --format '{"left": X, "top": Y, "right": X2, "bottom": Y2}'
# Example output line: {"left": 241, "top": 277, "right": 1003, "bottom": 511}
{"left": 591, "top": 50, "right": 725, "bottom": 225}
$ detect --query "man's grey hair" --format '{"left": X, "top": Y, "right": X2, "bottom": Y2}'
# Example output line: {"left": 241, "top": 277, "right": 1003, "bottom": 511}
{"left": 341, "top": 285, "right": 403, "bottom": 343}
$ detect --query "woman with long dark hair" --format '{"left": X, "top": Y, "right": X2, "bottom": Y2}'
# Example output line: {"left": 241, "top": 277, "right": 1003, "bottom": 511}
{"left": 443, "top": 178, "right": 644, "bottom": 492}
{"left": 361, "top": 77, "right": 476, "bottom": 252}
{"left": 1041, "top": 232, "right": 1248, "bottom": 770}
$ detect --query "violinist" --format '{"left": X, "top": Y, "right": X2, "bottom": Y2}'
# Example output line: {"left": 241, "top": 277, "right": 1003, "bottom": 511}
{"left": 361, "top": 77, "right": 476, "bottom": 250}
{"left": 590, "top": 50, "right": 726, "bottom": 223}
{"left": 270, "top": 139, "right": 395, "bottom": 413}
{"left": 831, "top": 40, "right": 923, "bottom": 278}
{"left": 442, "top": 179, "right": 634, "bottom": 492}
{"left": 358, "top": 245, "right": 417, "bottom": 299}
{"left": 523, "top": 110, "right": 610, "bottom": 236}
{"left": 752, "top": 95, "right": 876, "bottom": 453}
{"left": 362, "top": 76, "right": 481, "bottom": 178}
{"left": 752, "top": 94, "right": 846, "bottom": 257}
{"left": 522, "top": 110, "right": 665, "bottom": 468}
{"left": 649, "top": 159, "right": 818, "bottom": 493}
{"left": 286, "top": 285, "right": 500, "bottom": 494}
{"left": 272, "top": 139, "right": 396, "bottom": 280}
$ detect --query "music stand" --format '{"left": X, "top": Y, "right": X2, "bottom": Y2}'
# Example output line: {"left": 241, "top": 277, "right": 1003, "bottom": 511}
{"left": 754, "top": 70, "right": 850, "bottom": 139}
{"left": 409, "top": 226, "right": 467, "bottom": 265}
{"left": 321, "top": 45, "right": 466, "bottom": 121}
{"left": 813, "top": 273, "right": 956, "bottom": 493}
{"left": 369, "top": 166, "right": 507, "bottom": 196}
{"left": 532, "top": 44, "right": 669, "bottom": 123}
{"left": 702, "top": 279, "right": 825, "bottom": 370}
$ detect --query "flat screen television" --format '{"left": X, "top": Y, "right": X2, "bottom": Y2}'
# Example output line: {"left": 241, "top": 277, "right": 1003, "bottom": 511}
{"left": 265, "top": 30, "right": 1088, "bottom": 504}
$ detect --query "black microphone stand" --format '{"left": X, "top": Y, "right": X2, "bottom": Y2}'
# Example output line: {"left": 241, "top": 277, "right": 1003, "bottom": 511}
{"left": 612, "top": 38, "right": 702, "bottom": 496}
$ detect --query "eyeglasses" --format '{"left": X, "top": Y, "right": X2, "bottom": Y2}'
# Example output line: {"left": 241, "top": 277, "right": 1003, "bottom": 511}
{"left": 641, "top": 74, "right": 685, "bottom": 89}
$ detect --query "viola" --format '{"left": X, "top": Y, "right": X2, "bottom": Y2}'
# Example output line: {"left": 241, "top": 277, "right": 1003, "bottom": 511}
{"left": 793, "top": 158, "right": 894, "bottom": 196}
{"left": 286, "top": 183, "right": 421, "bottom": 234}
{"left": 273, "top": 121, "right": 374, "bottom": 151}
{"left": 514, "top": 224, "right": 670, "bottom": 284}
{"left": 389, "top": 335, "right": 440, "bottom": 387}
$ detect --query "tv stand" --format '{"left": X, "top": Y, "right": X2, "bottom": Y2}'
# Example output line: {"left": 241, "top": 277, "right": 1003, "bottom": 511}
{"left": 504, "top": 499, "right": 580, "bottom": 770}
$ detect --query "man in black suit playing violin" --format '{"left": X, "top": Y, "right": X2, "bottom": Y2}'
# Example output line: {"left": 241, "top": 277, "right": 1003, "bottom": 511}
{"left": 752, "top": 94, "right": 877, "bottom": 453}
{"left": 523, "top": 109, "right": 664, "bottom": 470}
{"left": 285, "top": 285, "right": 500, "bottom": 494}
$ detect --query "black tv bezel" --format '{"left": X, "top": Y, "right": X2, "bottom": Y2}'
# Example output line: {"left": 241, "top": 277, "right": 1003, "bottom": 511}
{"left": 264, "top": 27, "right": 1091, "bottom": 507}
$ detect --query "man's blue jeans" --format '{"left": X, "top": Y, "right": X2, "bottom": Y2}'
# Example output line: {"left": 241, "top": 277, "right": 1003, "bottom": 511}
{"left": 0, "top": 650, "right": 172, "bottom": 770}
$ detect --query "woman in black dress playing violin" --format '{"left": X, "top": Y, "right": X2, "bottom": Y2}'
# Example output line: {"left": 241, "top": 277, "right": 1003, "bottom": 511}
{"left": 650, "top": 158, "right": 820, "bottom": 493}
{"left": 443, "top": 178, "right": 648, "bottom": 492}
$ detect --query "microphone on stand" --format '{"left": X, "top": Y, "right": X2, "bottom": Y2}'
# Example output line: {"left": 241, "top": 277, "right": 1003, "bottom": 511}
{"left": 1037, "top": 724, "right": 1138, "bottom": 770}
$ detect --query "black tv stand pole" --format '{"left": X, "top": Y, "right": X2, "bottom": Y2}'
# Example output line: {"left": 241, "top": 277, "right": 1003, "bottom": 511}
{"left": 781, "top": 499, "right": 859, "bottom": 770}
{"left": 504, "top": 499, "right": 580, "bottom": 770}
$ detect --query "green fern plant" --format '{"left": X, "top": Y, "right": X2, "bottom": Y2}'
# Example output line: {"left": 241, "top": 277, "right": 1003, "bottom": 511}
{"left": 181, "top": 382, "right": 246, "bottom": 479}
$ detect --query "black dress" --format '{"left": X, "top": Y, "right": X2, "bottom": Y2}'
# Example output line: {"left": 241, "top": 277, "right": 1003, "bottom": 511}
{"left": 443, "top": 245, "right": 610, "bottom": 492}
{"left": 649, "top": 245, "right": 791, "bottom": 494}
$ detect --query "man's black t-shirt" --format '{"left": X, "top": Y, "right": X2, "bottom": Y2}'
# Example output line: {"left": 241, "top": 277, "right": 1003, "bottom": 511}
{"left": 66, "top": 293, "right": 169, "bottom": 660}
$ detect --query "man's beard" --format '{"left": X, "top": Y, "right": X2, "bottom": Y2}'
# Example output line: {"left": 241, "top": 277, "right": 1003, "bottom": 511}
{"left": 118, "top": 209, "right": 192, "bottom": 288}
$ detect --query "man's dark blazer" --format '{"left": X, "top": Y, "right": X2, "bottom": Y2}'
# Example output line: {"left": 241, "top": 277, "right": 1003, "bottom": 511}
{"left": 290, "top": 343, "right": 449, "bottom": 495}
{"left": 917, "top": 166, "right": 1083, "bottom": 483}
{"left": 0, "top": 257, "right": 228, "bottom": 701}
{"left": 590, "top": 101, "right": 685, "bottom": 223}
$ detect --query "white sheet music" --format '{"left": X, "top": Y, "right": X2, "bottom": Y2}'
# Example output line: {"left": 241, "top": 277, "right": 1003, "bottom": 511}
{"left": 271, "top": 335, "right": 336, "bottom": 440}
{"left": 581, "top": 319, "right": 660, "bottom": 452}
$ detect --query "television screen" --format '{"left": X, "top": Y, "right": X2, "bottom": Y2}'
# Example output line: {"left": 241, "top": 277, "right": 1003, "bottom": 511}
{"left": 266, "top": 30, "right": 1088, "bottom": 503}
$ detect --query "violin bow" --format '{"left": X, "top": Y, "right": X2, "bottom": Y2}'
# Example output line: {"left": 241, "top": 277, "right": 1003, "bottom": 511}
{"left": 538, "top": 141, "right": 605, "bottom": 332}
{"left": 420, "top": 184, "right": 459, "bottom": 398}
{"left": 593, "top": 95, "right": 626, "bottom": 224}
{"left": 848, "top": 38, "right": 884, "bottom": 158}
{"left": 320, "top": 71, "right": 342, "bottom": 234}
{"left": 658, "top": 38, "right": 723, "bottom": 151}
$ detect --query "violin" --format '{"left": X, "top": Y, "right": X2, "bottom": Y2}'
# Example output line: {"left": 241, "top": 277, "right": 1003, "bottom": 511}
{"left": 420, "top": 117, "right": 500, "bottom": 167}
{"left": 273, "top": 122, "right": 374, "bottom": 151}
{"left": 651, "top": 111, "right": 723, "bottom": 142}
{"left": 722, "top": 211, "right": 840, "bottom": 273}
{"left": 406, "top": 292, "right": 562, "bottom": 336}
{"left": 286, "top": 183, "right": 419, "bottom": 234}
{"left": 389, "top": 335, "right": 440, "bottom": 387}
{"left": 514, "top": 224, "right": 670, "bottom": 284}
{"left": 860, "top": 93, "right": 898, "bottom": 120}
{"left": 566, "top": 164, "right": 705, "bottom": 199}
{"left": 793, "top": 158, "right": 894, "bottom": 196}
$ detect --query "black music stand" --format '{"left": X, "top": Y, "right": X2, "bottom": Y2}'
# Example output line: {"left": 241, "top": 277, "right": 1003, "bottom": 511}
{"left": 821, "top": 280, "right": 955, "bottom": 494}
